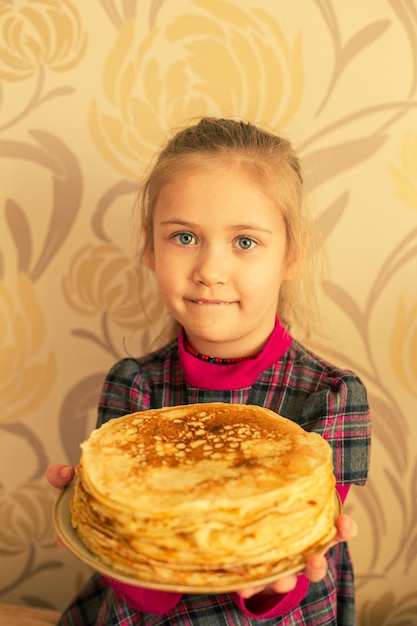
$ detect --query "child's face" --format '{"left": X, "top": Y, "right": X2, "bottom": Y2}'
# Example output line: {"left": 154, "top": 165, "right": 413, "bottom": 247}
{"left": 146, "top": 164, "right": 293, "bottom": 357}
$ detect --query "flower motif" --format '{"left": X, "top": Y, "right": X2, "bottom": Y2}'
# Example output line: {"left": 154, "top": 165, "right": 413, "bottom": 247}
{"left": 389, "top": 132, "right": 417, "bottom": 212}
{"left": 62, "top": 243, "right": 162, "bottom": 330}
{"left": 90, "top": 1, "right": 303, "bottom": 179}
{"left": 0, "top": 273, "right": 55, "bottom": 424}
{"left": 0, "top": 0, "right": 87, "bottom": 81}
{"left": 0, "top": 482, "right": 56, "bottom": 554}
{"left": 391, "top": 297, "right": 417, "bottom": 398}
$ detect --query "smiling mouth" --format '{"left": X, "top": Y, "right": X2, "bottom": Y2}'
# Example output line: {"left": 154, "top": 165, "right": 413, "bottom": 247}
{"left": 189, "top": 299, "right": 234, "bottom": 305}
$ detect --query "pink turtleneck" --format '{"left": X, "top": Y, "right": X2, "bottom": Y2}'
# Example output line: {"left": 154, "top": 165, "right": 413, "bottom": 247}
{"left": 179, "top": 317, "right": 292, "bottom": 390}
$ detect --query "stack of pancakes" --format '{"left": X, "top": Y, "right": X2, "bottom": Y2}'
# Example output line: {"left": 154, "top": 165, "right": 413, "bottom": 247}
{"left": 70, "top": 403, "right": 337, "bottom": 589}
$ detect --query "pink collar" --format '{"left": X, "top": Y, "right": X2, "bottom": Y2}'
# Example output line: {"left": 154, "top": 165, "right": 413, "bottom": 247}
{"left": 179, "top": 318, "right": 292, "bottom": 390}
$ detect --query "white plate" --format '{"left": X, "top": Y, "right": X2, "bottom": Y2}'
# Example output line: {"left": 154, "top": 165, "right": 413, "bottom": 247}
{"left": 53, "top": 480, "right": 341, "bottom": 593}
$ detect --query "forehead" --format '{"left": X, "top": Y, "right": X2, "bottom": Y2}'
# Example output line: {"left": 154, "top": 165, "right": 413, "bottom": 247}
{"left": 155, "top": 164, "right": 273, "bottom": 211}
{"left": 152, "top": 165, "right": 289, "bottom": 240}
{"left": 156, "top": 158, "right": 275, "bottom": 203}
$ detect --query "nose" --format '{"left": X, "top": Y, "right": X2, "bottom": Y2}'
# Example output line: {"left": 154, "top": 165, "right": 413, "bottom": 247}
{"left": 192, "top": 246, "right": 228, "bottom": 286}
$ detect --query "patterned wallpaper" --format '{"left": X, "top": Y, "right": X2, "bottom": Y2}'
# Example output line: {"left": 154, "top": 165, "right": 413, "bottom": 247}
{"left": 1, "top": 1, "right": 417, "bottom": 623}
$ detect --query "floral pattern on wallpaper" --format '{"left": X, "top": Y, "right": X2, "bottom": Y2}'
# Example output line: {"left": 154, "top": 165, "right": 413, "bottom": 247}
{"left": 90, "top": 0, "right": 304, "bottom": 179}
{"left": 1, "top": 1, "right": 417, "bottom": 623}
{"left": 0, "top": 0, "right": 88, "bottom": 607}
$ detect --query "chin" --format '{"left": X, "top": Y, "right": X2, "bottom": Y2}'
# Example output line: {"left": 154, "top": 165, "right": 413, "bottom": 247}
{"left": 185, "top": 324, "right": 231, "bottom": 343}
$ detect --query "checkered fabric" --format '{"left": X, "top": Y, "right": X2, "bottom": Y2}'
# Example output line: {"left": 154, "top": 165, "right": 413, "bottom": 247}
{"left": 58, "top": 334, "right": 370, "bottom": 625}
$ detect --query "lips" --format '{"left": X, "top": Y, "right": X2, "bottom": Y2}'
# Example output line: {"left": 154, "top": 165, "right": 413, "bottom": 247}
{"left": 188, "top": 299, "right": 234, "bottom": 305}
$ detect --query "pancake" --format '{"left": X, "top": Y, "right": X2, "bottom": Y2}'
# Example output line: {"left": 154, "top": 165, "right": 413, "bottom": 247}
{"left": 70, "top": 403, "right": 337, "bottom": 588}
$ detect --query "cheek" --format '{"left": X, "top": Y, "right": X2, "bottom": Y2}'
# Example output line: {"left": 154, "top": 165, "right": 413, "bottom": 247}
{"left": 243, "top": 254, "right": 286, "bottom": 285}
{"left": 242, "top": 265, "right": 285, "bottom": 305}
{"left": 239, "top": 274, "right": 276, "bottom": 301}
{"left": 153, "top": 255, "right": 180, "bottom": 293}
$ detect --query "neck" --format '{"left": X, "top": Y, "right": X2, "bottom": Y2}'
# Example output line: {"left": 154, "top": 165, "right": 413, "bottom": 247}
{"left": 178, "top": 317, "right": 293, "bottom": 390}
{"left": 183, "top": 336, "right": 260, "bottom": 365}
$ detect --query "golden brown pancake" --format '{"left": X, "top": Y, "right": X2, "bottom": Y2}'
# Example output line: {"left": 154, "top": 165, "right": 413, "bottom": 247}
{"left": 70, "top": 403, "right": 336, "bottom": 588}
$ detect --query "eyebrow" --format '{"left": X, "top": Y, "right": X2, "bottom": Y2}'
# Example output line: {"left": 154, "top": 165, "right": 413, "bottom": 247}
{"left": 159, "top": 219, "right": 273, "bottom": 234}
{"left": 233, "top": 224, "right": 273, "bottom": 234}
{"left": 159, "top": 220, "right": 196, "bottom": 227}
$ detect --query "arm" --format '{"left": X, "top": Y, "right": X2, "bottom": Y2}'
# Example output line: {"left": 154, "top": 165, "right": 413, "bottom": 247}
{"left": 233, "top": 369, "right": 371, "bottom": 619}
{"left": 46, "top": 358, "right": 146, "bottom": 489}
{"left": 47, "top": 358, "right": 184, "bottom": 615}
{"left": 46, "top": 464, "right": 76, "bottom": 547}
{"left": 96, "top": 357, "right": 151, "bottom": 426}
{"left": 46, "top": 358, "right": 144, "bottom": 490}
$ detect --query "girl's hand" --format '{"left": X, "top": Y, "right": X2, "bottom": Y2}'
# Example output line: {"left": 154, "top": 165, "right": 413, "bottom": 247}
{"left": 46, "top": 464, "right": 75, "bottom": 548}
{"left": 46, "top": 464, "right": 75, "bottom": 490}
{"left": 236, "top": 513, "right": 358, "bottom": 600}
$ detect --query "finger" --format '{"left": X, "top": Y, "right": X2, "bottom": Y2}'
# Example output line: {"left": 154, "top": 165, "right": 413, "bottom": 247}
{"left": 236, "top": 585, "right": 265, "bottom": 599}
{"left": 46, "top": 464, "right": 75, "bottom": 490}
{"left": 269, "top": 574, "right": 298, "bottom": 593}
{"left": 304, "top": 553, "right": 327, "bottom": 582}
{"left": 54, "top": 531, "right": 67, "bottom": 549}
{"left": 237, "top": 572, "right": 298, "bottom": 599}
{"left": 319, "top": 515, "right": 358, "bottom": 556}
{"left": 334, "top": 514, "right": 358, "bottom": 543}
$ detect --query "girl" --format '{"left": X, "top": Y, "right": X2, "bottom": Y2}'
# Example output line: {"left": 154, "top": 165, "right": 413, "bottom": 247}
{"left": 48, "top": 118, "right": 371, "bottom": 625}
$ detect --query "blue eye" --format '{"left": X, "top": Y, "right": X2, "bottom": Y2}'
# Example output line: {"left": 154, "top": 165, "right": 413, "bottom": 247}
{"left": 236, "top": 236, "right": 256, "bottom": 250}
{"left": 173, "top": 232, "right": 196, "bottom": 245}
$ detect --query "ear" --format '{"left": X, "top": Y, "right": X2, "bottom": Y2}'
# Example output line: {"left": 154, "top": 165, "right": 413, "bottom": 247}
{"left": 143, "top": 226, "right": 155, "bottom": 271}
{"left": 282, "top": 253, "right": 298, "bottom": 282}
{"left": 145, "top": 247, "right": 155, "bottom": 271}
{"left": 282, "top": 228, "right": 310, "bottom": 282}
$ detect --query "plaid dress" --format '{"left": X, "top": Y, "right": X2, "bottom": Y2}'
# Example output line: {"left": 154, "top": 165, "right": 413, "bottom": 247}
{"left": 58, "top": 327, "right": 370, "bottom": 626}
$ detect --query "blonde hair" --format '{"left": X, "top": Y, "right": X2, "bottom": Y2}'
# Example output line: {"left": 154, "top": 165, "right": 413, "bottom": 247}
{"left": 138, "top": 117, "right": 324, "bottom": 340}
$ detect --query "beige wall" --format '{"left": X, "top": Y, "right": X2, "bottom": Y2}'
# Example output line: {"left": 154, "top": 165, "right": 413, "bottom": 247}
{"left": 1, "top": 1, "right": 417, "bottom": 622}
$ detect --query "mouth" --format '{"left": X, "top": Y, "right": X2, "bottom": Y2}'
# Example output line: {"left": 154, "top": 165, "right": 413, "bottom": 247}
{"left": 188, "top": 299, "right": 234, "bottom": 305}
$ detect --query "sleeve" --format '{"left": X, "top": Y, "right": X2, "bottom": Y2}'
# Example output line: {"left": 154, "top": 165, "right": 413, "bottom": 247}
{"left": 96, "top": 357, "right": 152, "bottom": 427}
{"left": 300, "top": 371, "right": 371, "bottom": 486}
{"left": 96, "top": 359, "right": 185, "bottom": 614}
{"left": 231, "top": 369, "right": 370, "bottom": 620}
{"left": 231, "top": 577, "right": 309, "bottom": 619}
